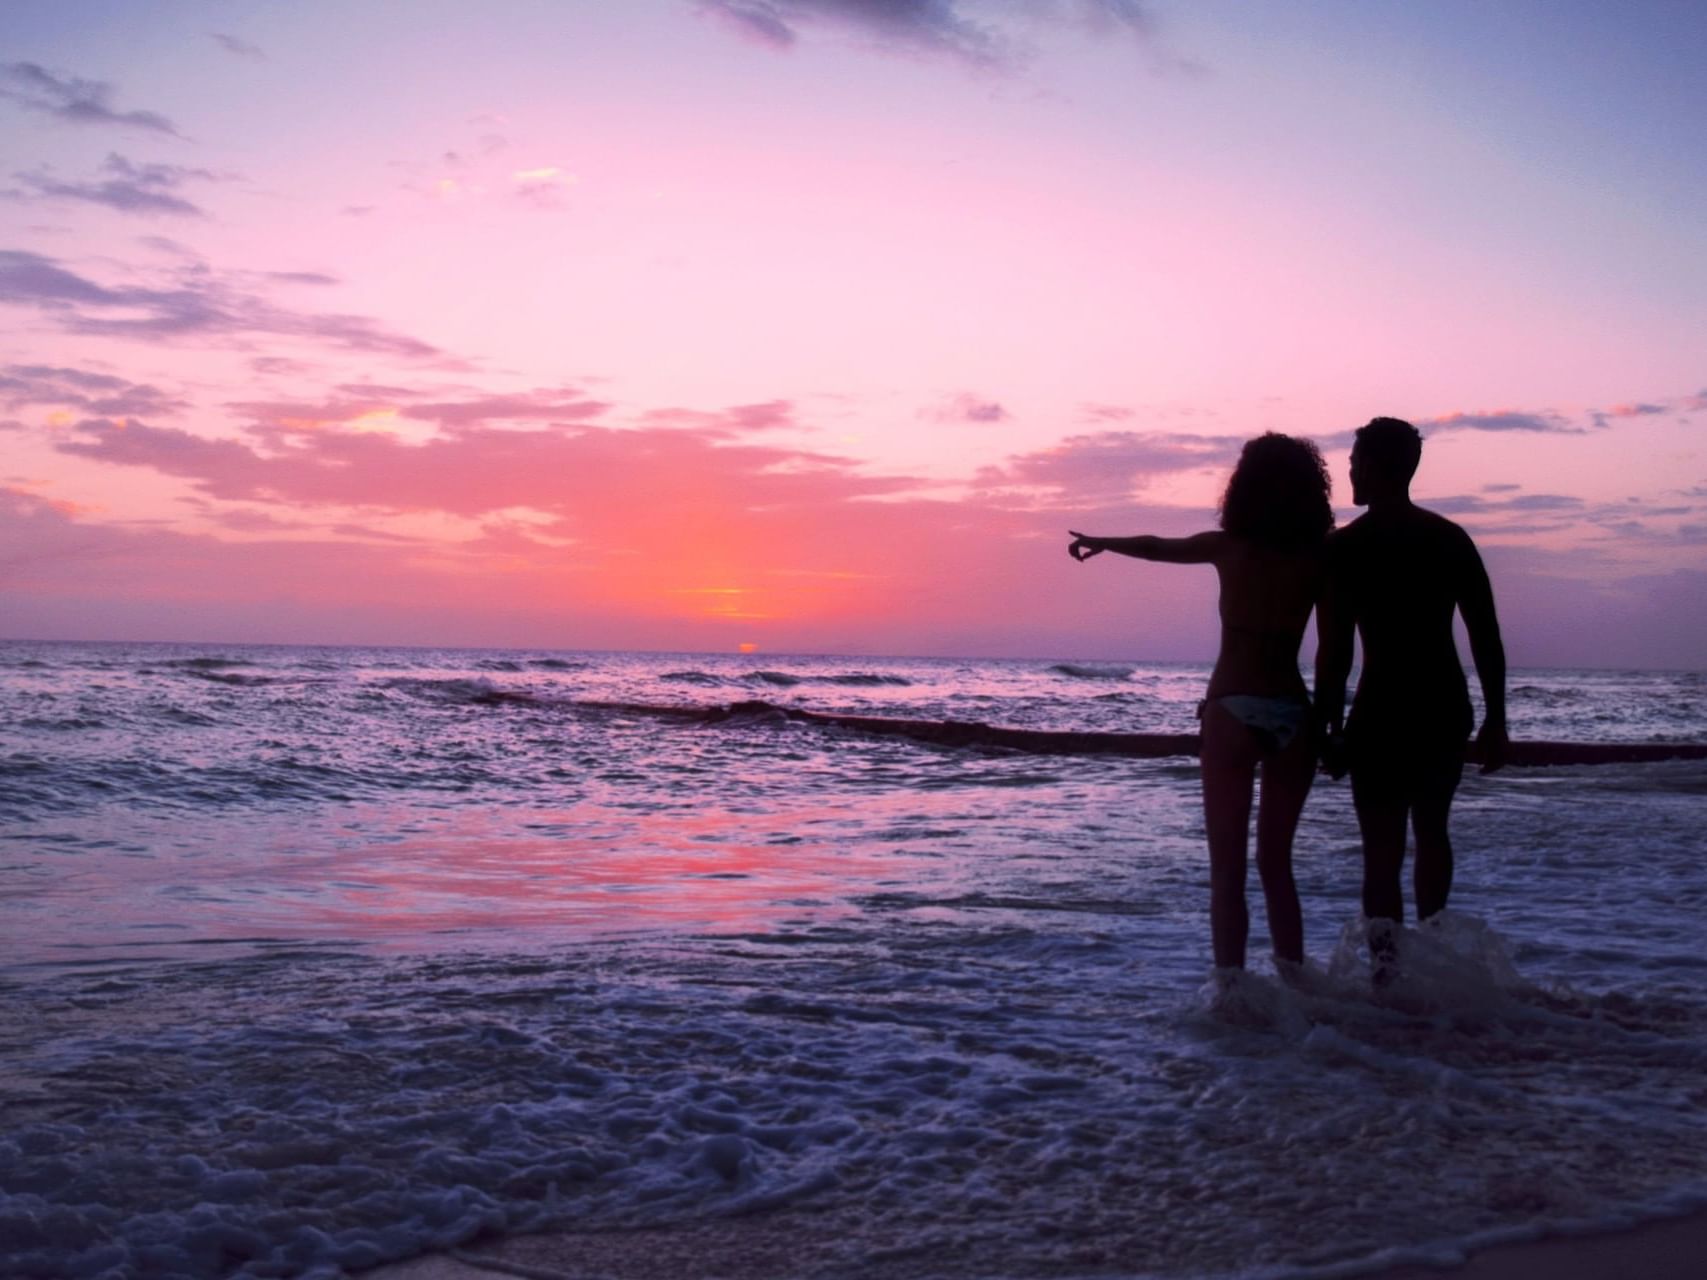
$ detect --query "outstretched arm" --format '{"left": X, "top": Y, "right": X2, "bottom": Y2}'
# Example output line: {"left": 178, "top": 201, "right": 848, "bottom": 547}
{"left": 1067, "top": 530, "right": 1224, "bottom": 564}
{"left": 1458, "top": 538, "right": 1508, "bottom": 773}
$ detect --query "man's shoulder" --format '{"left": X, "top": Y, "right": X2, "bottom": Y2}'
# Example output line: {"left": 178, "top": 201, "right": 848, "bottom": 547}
{"left": 1411, "top": 504, "right": 1479, "bottom": 548}
{"left": 1327, "top": 513, "right": 1378, "bottom": 554}
{"left": 1334, "top": 505, "right": 1474, "bottom": 543}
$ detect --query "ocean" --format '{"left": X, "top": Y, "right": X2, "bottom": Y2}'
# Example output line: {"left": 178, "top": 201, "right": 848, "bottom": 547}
{"left": 2, "top": 641, "right": 1705, "bottom": 1279}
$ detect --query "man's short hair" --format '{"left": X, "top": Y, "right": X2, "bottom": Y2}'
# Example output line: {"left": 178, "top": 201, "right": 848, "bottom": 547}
{"left": 1355, "top": 417, "right": 1423, "bottom": 484}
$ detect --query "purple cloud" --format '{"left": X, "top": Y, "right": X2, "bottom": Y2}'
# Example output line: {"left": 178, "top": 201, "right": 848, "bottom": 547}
{"left": 1079, "top": 403, "right": 1136, "bottom": 423}
{"left": 694, "top": 1, "right": 1033, "bottom": 69}
{"left": 929, "top": 392, "right": 1009, "bottom": 424}
{"left": 51, "top": 413, "right": 916, "bottom": 519}
{"left": 400, "top": 391, "right": 611, "bottom": 428}
{"left": 250, "top": 356, "right": 317, "bottom": 377}
{"left": 0, "top": 62, "right": 181, "bottom": 136}
{"left": 0, "top": 364, "right": 187, "bottom": 418}
{"left": 10, "top": 153, "right": 224, "bottom": 218}
{"left": 1420, "top": 409, "right": 1578, "bottom": 434}
{"left": 266, "top": 271, "right": 340, "bottom": 286}
{"left": 639, "top": 400, "right": 799, "bottom": 434}
{"left": 701, "top": 1, "right": 799, "bottom": 49}
{"left": 210, "top": 33, "right": 265, "bottom": 60}
{"left": 0, "top": 249, "right": 445, "bottom": 361}
{"left": 1428, "top": 492, "right": 1584, "bottom": 517}
{"left": 696, "top": 1, "right": 1191, "bottom": 74}
{"left": 978, "top": 430, "right": 1241, "bottom": 503}
{"left": 1591, "top": 401, "right": 1670, "bottom": 428}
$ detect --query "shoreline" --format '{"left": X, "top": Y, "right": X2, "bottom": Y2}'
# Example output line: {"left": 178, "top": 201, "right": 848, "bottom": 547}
{"left": 1351, "top": 1206, "right": 1707, "bottom": 1280}
{"left": 366, "top": 1205, "right": 1707, "bottom": 1280}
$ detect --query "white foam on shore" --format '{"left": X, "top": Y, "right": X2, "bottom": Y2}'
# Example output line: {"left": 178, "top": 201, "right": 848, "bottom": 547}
{"left": 3, "top": 913, "right": 1705, "bottom": 1279}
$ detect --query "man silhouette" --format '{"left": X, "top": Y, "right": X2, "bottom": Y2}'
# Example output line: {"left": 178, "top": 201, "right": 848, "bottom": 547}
{"left": 1316, "top": 418, "right": 1508, "bottom": 957}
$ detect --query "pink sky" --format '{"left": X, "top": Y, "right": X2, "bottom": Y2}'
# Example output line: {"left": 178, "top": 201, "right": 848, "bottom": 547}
{"left": 2, "top": 2, "right": 1704, "bottom": 667}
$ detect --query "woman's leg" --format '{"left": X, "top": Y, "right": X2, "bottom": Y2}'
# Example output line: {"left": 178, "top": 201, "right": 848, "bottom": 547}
{"left": 1200, "top": 703, "right": 1259, "bottom": 969}
{"left": 1254, "top": 730, "right": 1314, "bottom": 966}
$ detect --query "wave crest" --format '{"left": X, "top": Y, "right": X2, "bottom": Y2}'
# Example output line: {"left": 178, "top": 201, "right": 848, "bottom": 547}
{"left": 1050, "top": 663, "right": 1134, "bottom": 680}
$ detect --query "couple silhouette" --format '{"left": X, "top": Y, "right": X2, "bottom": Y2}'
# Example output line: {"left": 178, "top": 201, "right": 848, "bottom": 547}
{"left": 1068, "top": 418, "right": 1508, "bottom": 976}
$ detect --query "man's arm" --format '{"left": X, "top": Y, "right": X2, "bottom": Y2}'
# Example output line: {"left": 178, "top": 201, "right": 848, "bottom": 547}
{"left": 1457, "top": 534, "right": 1508, "bottom": 773}
{"left": 1068, "top": 530, "right": 1224, "bottom": 564}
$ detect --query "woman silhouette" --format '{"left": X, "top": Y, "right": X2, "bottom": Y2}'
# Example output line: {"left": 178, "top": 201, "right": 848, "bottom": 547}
{"left": 1069, "top": 434, "right": 1333, "bottom": 972}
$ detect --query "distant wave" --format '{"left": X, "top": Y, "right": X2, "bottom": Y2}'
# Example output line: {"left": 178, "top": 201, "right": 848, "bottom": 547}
{"left": 538, "top": 696, "right": 1707, "bottom": 767}
{"left": 1512, "top": 684, "right": 1588, "bottom": 703}
{"left": 528, "top": 658, "right": 586, "bottom": 671}
{"left": 473, "top": 658, "right": 524, "bottom": 672}
{"left": 662, "top": 670, "right": 724, "bottom": 686}
{"left": 559, "top": 697, "right": 1198, "bottom": 758}
{"left": 742, "top": 670, "right": 911, "bottom": 688}
{"left": 374, "top": 676, "right": 513, "bottom": 705}
{"left": 159, "top": 657, "right": 249, "bottom": 671}
{"left": 19, "top": 715, "right": 106, "bottom": 731}
{"left": 1050, "top": 663, "right": 1135, "bottom": 680}
{"left": 184, "top": 670, "right": 277, "bottom": 687}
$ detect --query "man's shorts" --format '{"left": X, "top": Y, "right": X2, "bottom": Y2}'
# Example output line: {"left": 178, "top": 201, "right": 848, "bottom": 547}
{"left": 1346, "top": 703, "right": 1472, "bottom": 809}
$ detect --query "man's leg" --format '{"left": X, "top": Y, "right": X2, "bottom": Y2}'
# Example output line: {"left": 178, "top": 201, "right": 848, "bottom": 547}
{"left": 1200, "top": 703, "right": 1259, "bottom": 969}
{"left": 1350, "top": 761, "right": 1409, "bottom": 924}
{"left": 1254, "top": 730, "right": 1313, "bottom": 966}
{"left": 1410, "top": 751, "right": 1465, "bottom": 921}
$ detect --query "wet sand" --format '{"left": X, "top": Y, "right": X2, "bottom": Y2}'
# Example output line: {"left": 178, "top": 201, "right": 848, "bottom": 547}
{"left": 365, "top": 1205, "right": 1707, "bottom": 1279}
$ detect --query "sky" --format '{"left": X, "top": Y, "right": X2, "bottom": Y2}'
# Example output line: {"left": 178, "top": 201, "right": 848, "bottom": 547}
{"left": 1, "top": 0, "right": 1703, "bottom": 667}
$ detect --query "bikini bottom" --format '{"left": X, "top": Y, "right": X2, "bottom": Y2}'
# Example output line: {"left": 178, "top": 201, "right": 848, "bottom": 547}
{"left": 1206, "top": 694, "right": 1311, "bottom": 754}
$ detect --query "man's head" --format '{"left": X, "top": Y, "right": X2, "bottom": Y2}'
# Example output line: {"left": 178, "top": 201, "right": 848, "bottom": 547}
{"left": 1350, "top": 416, "right": 1422, "bottom": 506}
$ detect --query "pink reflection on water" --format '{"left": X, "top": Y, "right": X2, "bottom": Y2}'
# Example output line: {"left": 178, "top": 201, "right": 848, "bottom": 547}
{"left": 281, "top": 802, "right": 899, "bottom": 941}
{"left": 14, "top": 792, "right": 980, "bottom": 962}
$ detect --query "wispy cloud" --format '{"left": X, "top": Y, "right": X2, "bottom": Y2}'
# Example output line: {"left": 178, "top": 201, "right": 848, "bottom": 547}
{"left": 1079, "top": 403, "right": 1136, "bottom": 423}
{"left": 9, "top": 153, "right": 225, "bottom": 218}
{"left": 0, "top": 62, "right": 182, "bottom": 136}
{"left": 222, "top": 388, "right": 613, "bottom": 438}
{"left": 0, "top": 249, "right": 447, "bottom": 362}
{"left": 976, "top": 429, "right": 1240, "bottom": 503}
{"left": 1428, "top": 492, "right": 1586, "bottom": 517}
{"left": 511, "top": 166, "right": 574, "bottom": 208}
{"left": 927, "top": 392, "right": 1009, "bottom": 424}
{"left": 638, "top": 400, "right": 798, "bottom": 433}
{"left": 1591, "top": 401, "right": 1671, "bottom": 428}
{"left": 52, "top": 415, "right": 913, "bottom": 522}
{"left": 265, "top": 271, "right": 340, "bottom": 286}
{"left": 210, "top": 33, "right": 266, "bottom": 60}
{"left": 0, "top": 364, "right": 187, "bottom": 418}
{"left": 402, "top": 390, "right": 611, "bottom": 428}
{"left": 694, "top": 0, "right": 1172, "bottom": 72}
{"left": 1420, "top": 408, "right": 1580, "bottom": 434}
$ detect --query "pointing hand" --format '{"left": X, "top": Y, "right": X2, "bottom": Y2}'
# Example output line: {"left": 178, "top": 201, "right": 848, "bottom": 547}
{"left": 1068, "top": 531, "right": 1103, "bottom": 562}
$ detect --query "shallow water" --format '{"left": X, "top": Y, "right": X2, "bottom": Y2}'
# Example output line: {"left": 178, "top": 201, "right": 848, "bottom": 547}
{"left": 1, "top": 642, "right": 1704, "bottom": 1278}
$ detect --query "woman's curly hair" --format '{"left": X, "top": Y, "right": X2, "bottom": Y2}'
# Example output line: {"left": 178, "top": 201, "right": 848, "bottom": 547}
{"left": 1218, "top": 432, "right": 1334, "bottom": 549}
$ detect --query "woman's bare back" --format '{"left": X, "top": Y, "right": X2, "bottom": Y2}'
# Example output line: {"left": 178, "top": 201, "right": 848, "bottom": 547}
{"left": 1209, "top": 537, "right": 1322, "bottom": 699}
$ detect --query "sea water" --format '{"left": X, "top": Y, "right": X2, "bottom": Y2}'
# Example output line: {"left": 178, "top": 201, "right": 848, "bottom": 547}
{"left": 1, "top": 641, "right": 1704, "bottom": 1279}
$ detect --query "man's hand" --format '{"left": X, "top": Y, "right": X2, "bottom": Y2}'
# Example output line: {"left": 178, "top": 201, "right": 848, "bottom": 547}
{"left": 1318, "top": 730, "right": 1349, "bottom": 780}
{"left": 1068, "top": 531, "right": 1103, "bottom": 562}
{"left": 1475, "top": 719, "right": 1509, "bottom": 774}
